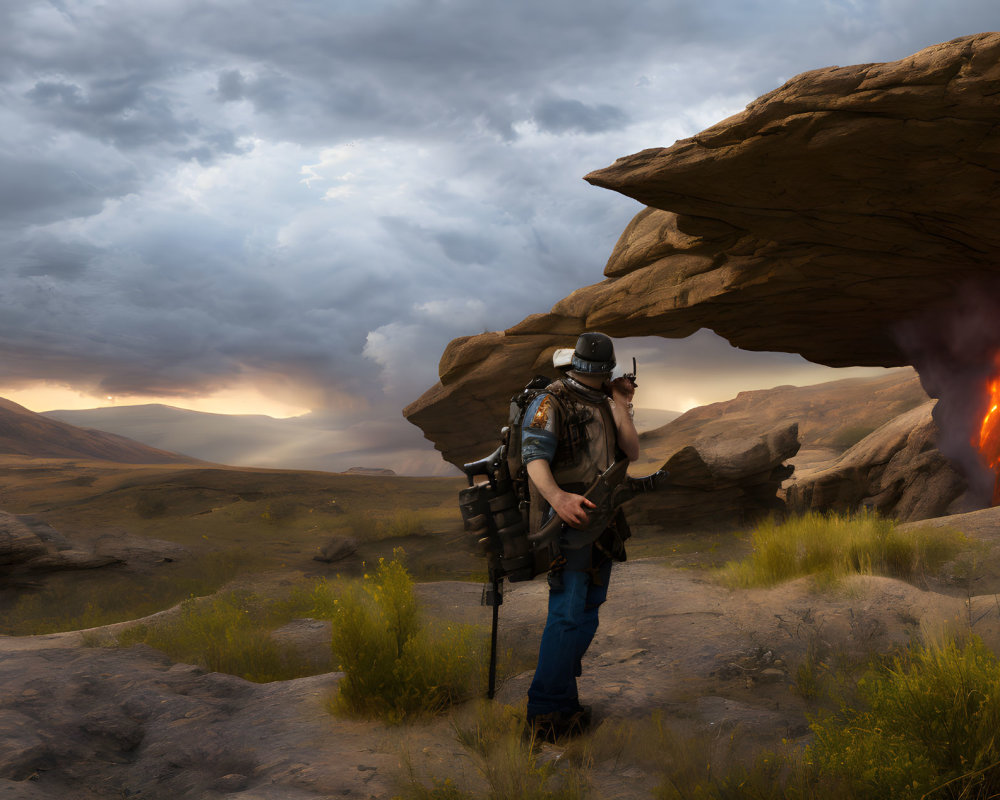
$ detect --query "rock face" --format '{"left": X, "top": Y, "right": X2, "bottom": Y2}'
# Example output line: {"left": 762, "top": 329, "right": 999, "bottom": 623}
{"left": 786, "top": 402, "right": 972, "bottom": 522}
{"left": 0, "top": 644, "right": 394, "bottom": 800}
{"left": 404, "top": 33, "right": 1000, "bottom": 472}
{"left": 630, "top": 423, "right": 800, "bottom": 531}
{"left": 635, "top": 369, "right": 926, "bottom": 472}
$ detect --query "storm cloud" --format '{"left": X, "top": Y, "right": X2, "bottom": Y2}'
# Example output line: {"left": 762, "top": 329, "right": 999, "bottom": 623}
{"left": 1, "top": 0, "right": 997, "bottom": 471}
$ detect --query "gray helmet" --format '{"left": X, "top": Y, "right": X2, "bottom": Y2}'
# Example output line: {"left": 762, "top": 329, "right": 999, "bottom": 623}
{"left": 571, "top": 332, "right": 616, "bottom": 374}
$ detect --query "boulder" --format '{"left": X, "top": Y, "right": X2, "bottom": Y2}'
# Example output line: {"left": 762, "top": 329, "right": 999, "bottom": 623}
{"left": 786, "top": 402, "right": 972, "bottom": 521}
{"left": 404, "top": 33, "right": 1000, "bottom": 473}
{"left": 313, "top": 535, "right": 359, "bottom": 564}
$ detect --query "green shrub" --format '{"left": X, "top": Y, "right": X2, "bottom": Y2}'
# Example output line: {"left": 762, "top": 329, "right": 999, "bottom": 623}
{"left": 330, "top": 549, "right": 485, "bottom": 722}
{"left": 118, "top": 590, "right": 309, "bottom": 682}
{"left": 808, "top": 635, "right": 1000, "bottom": 800}
{"left": 721, "top": 511, "right": 966, "bottom": 588}
{"left": 338, "top": 509, "right": 430, "bottom": 540}
{"left": 644, "top": 637, "right": 1000, "bottom": 800}
{"left": 383, "top": 509, "right": 428, "bottom": 537}
{"left": 270, "top": 577, "right": 340, "bottom": 621}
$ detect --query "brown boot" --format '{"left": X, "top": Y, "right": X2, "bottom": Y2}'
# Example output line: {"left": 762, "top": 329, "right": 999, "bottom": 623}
{"left": 526, "top": 707, "right": 591, "bottom": 744}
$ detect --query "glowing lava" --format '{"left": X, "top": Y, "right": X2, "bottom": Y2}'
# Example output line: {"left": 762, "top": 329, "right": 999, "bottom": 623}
{"left": 977, "top": 376, "right": 1000, "bottom": 505}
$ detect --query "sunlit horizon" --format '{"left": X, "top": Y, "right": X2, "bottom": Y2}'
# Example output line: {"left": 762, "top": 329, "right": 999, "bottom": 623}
{"left": 0, "top": 383, "right": 312, "bottom": 419}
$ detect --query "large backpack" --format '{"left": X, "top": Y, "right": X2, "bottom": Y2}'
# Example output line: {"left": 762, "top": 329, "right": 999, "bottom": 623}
{"left": 458, "top": 374, "right": 556, "bottom": 582}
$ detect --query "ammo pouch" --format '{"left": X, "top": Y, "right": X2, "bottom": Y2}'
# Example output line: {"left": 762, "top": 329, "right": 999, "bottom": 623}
{"left": 459, "top": 480, "right": 546, "bottom": 582}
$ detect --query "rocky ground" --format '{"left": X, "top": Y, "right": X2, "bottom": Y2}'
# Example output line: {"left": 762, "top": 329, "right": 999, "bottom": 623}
{"left": 4, "top": 507, "right": 1000, "bottom": 800}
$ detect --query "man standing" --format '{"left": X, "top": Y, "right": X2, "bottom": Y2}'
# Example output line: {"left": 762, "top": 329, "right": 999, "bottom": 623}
{"left": 521, "top": 332, "right": 639, "bottom": 741}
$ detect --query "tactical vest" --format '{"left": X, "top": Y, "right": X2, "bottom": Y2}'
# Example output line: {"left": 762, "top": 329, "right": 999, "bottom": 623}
{"left": 528, "top": 378, "right": 620, "bottom": 549}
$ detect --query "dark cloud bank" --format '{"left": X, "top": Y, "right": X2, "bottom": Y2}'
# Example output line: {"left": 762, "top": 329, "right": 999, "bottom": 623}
{"left": 2, "top": 0, "right": 997, "bottom": 471}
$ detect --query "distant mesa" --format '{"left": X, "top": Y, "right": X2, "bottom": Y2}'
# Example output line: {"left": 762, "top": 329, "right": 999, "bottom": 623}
{"left": 0, "top": 397, "right": 193, "bottom": 464}
{"left": 344, "top": 467, "right": 397, "bottom": 476}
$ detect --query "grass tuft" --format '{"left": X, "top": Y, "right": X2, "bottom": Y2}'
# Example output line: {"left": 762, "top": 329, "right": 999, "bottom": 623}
{"left": 338, "top": 509, "right": 431, "bottom": 540}
{"left": 720, "top": 510, "right": 966, "bottom": 588}
{"left": 117, "top": 589, "right": 312, "bottom": 682}
{"left": 0, "top": 548, "right": 258, "bottom": 635}
{"left": 397, "top": 700, "right": 589, "bottom": 800}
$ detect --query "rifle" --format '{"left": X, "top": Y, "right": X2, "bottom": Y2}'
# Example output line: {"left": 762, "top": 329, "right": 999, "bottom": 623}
{"left": 527, "top": 458, "right": 668, "bottom": 547}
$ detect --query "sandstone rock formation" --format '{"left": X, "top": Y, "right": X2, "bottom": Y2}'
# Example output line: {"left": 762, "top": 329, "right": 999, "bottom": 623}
{"left": 404, "top": 33, "right": 1000, "bottom": 474}
{"left": 634, "top": 369, "right": 926, "bottom": 472}
{"left": 786, "top": 402, "right": 972, "bottom": 522}
{"left": 629, "top": 423, "right": 799, "bottom": 531}
{"left": 0, "top": 512, "right": 121, "bottom": 585}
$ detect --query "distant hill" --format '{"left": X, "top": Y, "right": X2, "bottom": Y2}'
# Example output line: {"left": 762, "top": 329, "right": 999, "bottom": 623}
{"left": 633, "top": 407, "right": 682, "bottom": 433}
{"left": 0, "top": 398, "right": 193, "bottom": 464}
{"left": 43, "top": 404, "right": 455, "bottom": 476}
{"left": 345, "top": 467, "right": 397, "bottom": 476}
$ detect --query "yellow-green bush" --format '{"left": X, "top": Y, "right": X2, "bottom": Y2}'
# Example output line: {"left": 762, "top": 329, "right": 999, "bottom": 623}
{"left": 339, "top": 509, "right": 430, "bottom": 540}
{"left": 650, "top": 636, "right": 1000, "bottom": 800}
{"left": 330, "top": 550, "right": 485, "bottom": 722}
{"left": 808, "top": 635, "right": 1000, "bottom": 800}
{"left": 119, "top": 590, "right": 310, "bottom": 682}
{"left": 721, "top": 510, "right": 966, "bottom": 588}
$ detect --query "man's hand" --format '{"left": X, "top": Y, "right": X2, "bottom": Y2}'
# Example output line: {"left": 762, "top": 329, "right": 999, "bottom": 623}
{"left": 609, "top": 376, "right": 635, "bottom": 406}
{"left": 526, "top": 459, "right": 597, "bottom": 529}
{"left": 550, "top": 490, "right": 597, "bottom": 528}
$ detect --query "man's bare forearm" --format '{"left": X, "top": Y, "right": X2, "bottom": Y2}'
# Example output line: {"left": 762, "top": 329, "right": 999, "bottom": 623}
{"left": 608, "top": 381, "right": 639, "bottom": 462}
{"left": 526, "top": 459, "right": 595, "bottom": 528}
{"left": 611, "top": 403, "right": 639, "bottom": 461}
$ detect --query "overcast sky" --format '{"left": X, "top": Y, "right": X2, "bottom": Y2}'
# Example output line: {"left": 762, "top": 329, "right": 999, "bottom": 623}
{"left": 2, "top": 1, "right": 996, "bottom": 473}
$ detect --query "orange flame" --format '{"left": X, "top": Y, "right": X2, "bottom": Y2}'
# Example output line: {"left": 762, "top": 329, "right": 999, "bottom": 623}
{"left": 977, "top": 377, "right": 1000, "bottom": 505}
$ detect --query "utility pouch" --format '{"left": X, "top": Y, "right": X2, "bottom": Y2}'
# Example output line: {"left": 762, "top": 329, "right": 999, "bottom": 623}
{"left": 459, "top": 481, "right": 534, "bottom": 582}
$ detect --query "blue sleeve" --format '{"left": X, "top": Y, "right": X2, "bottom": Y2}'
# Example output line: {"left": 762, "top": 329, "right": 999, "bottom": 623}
{"left": 521, "top": 393, "right": 558, "bottom": 464}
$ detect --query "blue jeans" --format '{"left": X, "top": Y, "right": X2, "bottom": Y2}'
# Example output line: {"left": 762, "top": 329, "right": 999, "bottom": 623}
{"left": 527, "top": 559, "right": 612, "bottom": 717}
